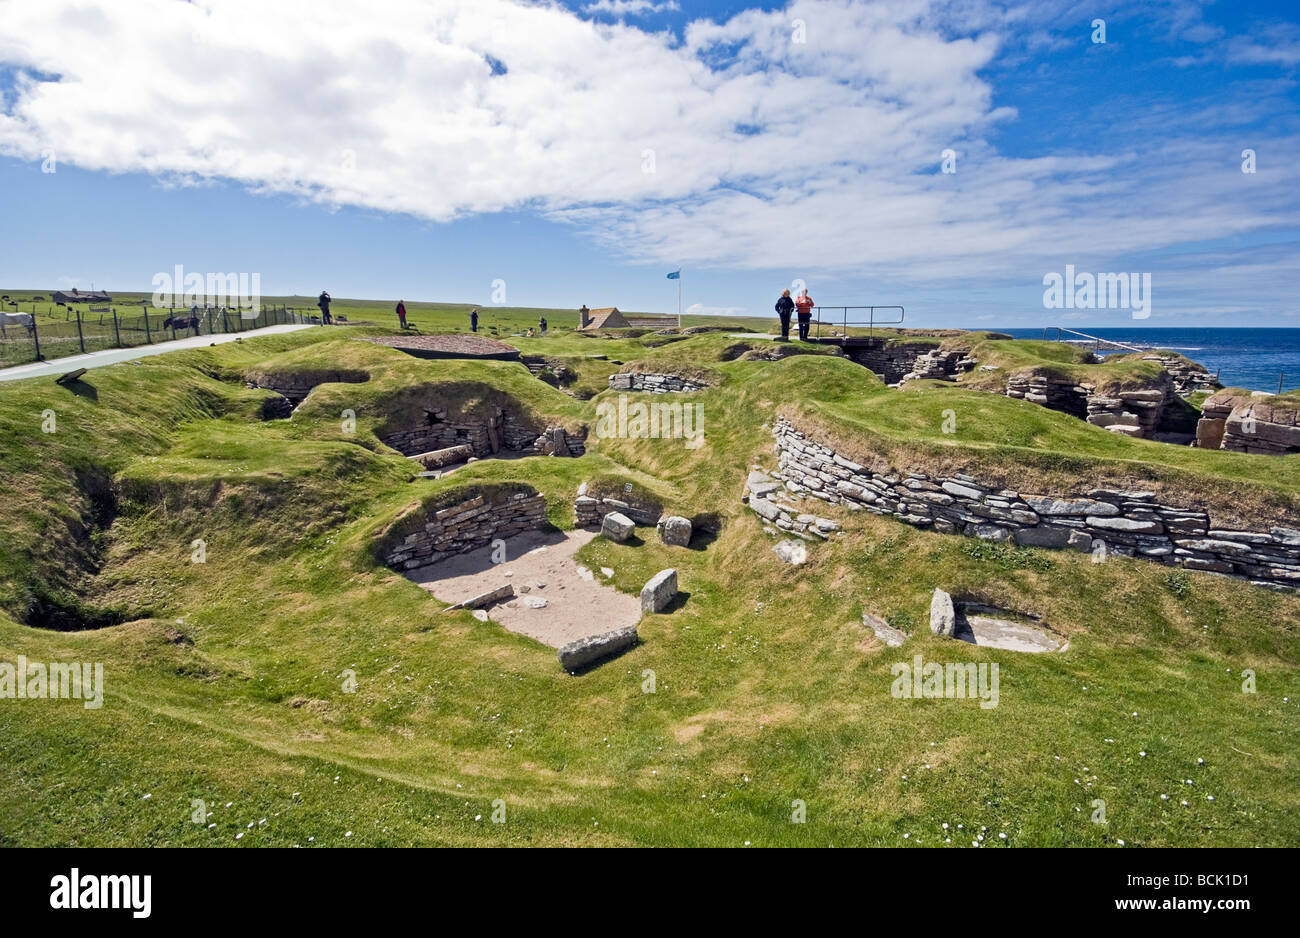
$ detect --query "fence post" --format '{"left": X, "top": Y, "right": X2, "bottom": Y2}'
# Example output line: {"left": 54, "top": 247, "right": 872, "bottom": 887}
{"left": 75, "top": 308, "right": 86, "bottom": 354}
{"left": 112, "top": 307, "right": 121, "bottom": 347}
{"left": 143, "top": 307, "right": 152, "bottom": 343}
{"left": 32, "top": 317, "right": 42, "bottom": 361}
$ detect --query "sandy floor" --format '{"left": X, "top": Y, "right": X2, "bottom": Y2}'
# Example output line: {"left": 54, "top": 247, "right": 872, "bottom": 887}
{"left": 405, "top": 528, "right": 642, "bottom": 648}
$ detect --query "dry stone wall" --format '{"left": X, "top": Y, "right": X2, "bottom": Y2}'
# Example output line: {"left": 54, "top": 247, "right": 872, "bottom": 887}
{"left": 381, "top": 407, "right": 582, "bottom": 458}
{"left": 383, "top": 490, "right": 548, "bottom": 570}
{"left": 1005, "top": 373, "right": 1174, "bottom": 438}
{"left": 609, "top": 373, "right": 707, "bottom": 393}
{"left": 770, "top": 416, "right": 1300, "bottom": 590}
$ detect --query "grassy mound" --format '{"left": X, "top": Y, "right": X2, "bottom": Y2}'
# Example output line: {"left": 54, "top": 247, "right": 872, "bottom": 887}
{"left": 0, "top": 326, "right": 1296, "bottom": 847}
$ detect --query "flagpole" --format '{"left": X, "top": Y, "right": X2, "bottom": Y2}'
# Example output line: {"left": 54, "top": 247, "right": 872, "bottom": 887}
{"left": 677, "top": 269, "right": 682, "bottom": 329}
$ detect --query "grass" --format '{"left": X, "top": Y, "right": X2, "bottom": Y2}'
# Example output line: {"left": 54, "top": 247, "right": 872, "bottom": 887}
{"left": 0, "top": 317, "right": 1296, "bottom": 847}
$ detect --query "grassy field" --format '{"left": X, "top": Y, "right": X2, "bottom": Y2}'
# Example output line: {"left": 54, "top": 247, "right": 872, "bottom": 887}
{"left": 0, "top": 318, "right": 1296, "bottom": 847}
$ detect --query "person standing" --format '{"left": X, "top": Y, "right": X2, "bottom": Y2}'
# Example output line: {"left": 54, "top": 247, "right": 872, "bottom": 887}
{"left": 794, "top": 288, "right": 815, "bottom": 341}
{"left": 775, "top": 289, "right": 794, "bottom": 340}
{"left": 396, "top": 299, "right": 407, "bottom": 329}
{"left": 470, "top": 307, "right": 479, "bottom": 333}
{"left": 318, "top": 290, "right": 332, "bottom": 325}
{"left": 539, "top": 316, "right": 547, "bottom": 335}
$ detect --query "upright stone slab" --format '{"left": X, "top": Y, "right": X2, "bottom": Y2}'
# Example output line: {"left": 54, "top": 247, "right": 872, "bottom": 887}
{"left": 930, "top": 588, "right": 956, "bottom": 637}
{"left": 641, "top": 568, "right": 678, "bottom": 613}
{"left": 601, "top": 511, "right": 635, "bottom": 542}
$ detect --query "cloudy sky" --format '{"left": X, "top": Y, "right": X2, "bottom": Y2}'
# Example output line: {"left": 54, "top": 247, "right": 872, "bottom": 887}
{"left": 0, "top": 0, "right": 1298, "bottom": 326}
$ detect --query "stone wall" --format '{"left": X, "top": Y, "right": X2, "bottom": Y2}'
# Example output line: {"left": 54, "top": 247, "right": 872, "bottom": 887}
{"left": 380, "top": 407, "right": 543, "bottom": 457}
{"left": 769, "top": 416, "right": 1300, "bottom": 590}
{"left": 1198, "top": 390, "right": 1300, "bottom": 455}
{"left": 1005, "top": 373, "right": 1174, "bottom": 438}
{"left": 900, "top": 348, "right": 977, "bottom": 384}
{"left": 574, "top": 481, "right": 663, "bottom": 527}
{"left": 609, "top": 372, "right": 707, "bottom": 393}
{"left": 841, "top": 341, "right": 938, "bottom": 385}
{"left": 382, "top": 490, "right": 548, "bottom": 570}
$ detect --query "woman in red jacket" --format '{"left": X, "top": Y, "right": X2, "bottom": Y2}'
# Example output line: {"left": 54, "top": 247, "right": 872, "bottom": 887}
{"left": 794, "top": 289, "right": 815, "bottom": 340}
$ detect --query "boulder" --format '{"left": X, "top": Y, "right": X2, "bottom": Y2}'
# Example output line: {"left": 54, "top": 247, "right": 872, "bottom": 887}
{"left": 557, "top": 626, "right": 639, "bottom": 671}
{"left": 601, "top": 511, "right": 635, "bottom": 542}
{"left": 658, "top": 515, "right": 693, "bottom": 547}
{"left": 641, "top": 568, "right": 678, "bottom": 613}
{"left": 929, "top": 589, "right": 956, "bottom": 637}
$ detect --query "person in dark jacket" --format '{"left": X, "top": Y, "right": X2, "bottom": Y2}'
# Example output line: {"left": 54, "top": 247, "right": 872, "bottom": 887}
{"left": 539, "top": 316, "right": 547, "bottom": 335}
{"left": 470, "top": 307, "right": 479, "bottom": 332}
{"left": 318, "top": 290, "right": 332, "bottom": 325}
{"left": 775, "top": 289, "right": 794, "bottom": 340}
{"left": 396, "top": 300, "right": 407, "bottom": 329}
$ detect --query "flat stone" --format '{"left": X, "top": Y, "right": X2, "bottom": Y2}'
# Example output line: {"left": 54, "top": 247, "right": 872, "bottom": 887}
{"left": 1013, "top": 526, "right": 1071, "bottom": 548}
{"left": 1024, "top": 496, "right": 1120, "bottom": 517}
{"left": 1086, "top": 516, "right": 1163, "bottom": 534}
{"left": 750, "top": 497, "right": 781, "bottom": 522}
{"left": 863, "top": 613, "right": 906, "bottom": 647}
{"left": 772, "top": 539, "right": 807, "bottom": 565}
{"left": 601, "top": 511, "right": 635, "bottom": 542}
{"left": 1068, "top": 530, "right": 1094, "bottom": 552}
{"left": 557, "top": 626, "right": 639, "bottom": 671}
{"left": 640, "top": 568, "right": 678, "bottom": 613}
{"left": 941, "top": 480, "right": 984, "bottom": 500}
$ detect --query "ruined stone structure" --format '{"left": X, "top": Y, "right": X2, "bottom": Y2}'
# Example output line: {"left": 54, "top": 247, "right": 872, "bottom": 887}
{"left": 246, "top": 369, "right": 369, "bottom": 404}
{"left": 1197, "top": 390, "right": 1300, "bottom": 455}
{"left": 608, "top": 372, "right": 708, "bottom": 393}
{"left": 380, "top": 406, "right": 582, "bottom": 458}
{"left": 764, "top": 416, "right": 1300, "bottom": 590}
{"left": 574, "top": 481, "right": 662, "bottom": 527}
{"left": 1005, "top": 373, "right": 1175, "bottom": 438}
{"left": 382, "top": 490, "right": 548, "bottom": 570}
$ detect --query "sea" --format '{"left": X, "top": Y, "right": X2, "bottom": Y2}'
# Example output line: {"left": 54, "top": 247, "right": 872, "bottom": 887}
{"left": 999, "top": 328, "right": 1300, "bottom": 393}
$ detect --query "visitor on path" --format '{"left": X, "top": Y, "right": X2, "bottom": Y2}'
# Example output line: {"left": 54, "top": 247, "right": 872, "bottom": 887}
{"left": 470, "top": 307, "right": 479, "bottom": 332}
{"left": 318, "top": 290, "right": 332, "bottom": 325}
{"left": 396, "top": 299, "right": 407, "bottom": 329}
{"left": 795, "top": 288, "right": 815, "bottom": 341}
{"left": 775, "top": 289, "right": 794, "bottom": 340}
{"left": 539, "top": 316, "right": 547, "bottom": 335}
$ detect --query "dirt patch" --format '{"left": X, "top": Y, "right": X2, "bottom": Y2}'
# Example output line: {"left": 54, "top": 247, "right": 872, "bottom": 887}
{"left": 404, "top": 529, "right": 641, "bottom": 648}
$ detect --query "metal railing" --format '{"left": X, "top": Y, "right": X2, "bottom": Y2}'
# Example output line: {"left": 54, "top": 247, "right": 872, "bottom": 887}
{"left": 0, "top": 304, "right": 315, "bottom": 370}
{"left": 1044, "top": 327, "right": 1143, "bottom": 353}
{"left": 811, "top": 305, "right": 905, "bottom": 340}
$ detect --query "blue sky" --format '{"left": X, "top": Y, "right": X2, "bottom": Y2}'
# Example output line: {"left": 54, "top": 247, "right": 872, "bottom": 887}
{"left": 1, "top": 0, "right": 1298, "bottom": 327}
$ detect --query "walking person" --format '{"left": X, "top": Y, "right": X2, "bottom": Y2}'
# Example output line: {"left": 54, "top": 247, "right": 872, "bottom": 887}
{"left": 795, "top": 288, "right": 815, "bottom": 341}
{"left": 470, "top": 307, "right": 479, "bottom": 333}
{"left": 318, "top": 290, "right": 332, "bottom": 326}
{"left": 396, "top": 299, "right": 407, "bottom": 330}
{"left": 775, "top": 289, "right": 794, "bottom": 340}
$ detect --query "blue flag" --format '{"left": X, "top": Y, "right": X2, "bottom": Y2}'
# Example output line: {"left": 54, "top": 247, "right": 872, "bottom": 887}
{"left": 666, "top": 270, "right": 680, "bottom": 280}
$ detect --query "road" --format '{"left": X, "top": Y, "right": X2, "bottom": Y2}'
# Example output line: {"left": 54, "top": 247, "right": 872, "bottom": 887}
{"left": 0, "top": 323, "right": 315, "bottom": 382}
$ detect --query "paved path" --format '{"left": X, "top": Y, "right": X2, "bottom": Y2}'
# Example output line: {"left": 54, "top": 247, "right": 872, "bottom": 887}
{"left": 0, "top": 324, "right": 314, "bottom": 382}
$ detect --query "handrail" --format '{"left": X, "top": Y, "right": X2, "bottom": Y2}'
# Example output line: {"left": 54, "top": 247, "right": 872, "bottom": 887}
{"left": 811, "top": 305, "right": 905, "bottom": 340}
{"left": 1045, "top": 326, "right": 1143, "bottom": 354}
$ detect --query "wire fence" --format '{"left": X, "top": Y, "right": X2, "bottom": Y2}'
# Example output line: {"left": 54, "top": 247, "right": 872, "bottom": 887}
{"left": 0, "top": 304, "right": 318, "bottom": 369}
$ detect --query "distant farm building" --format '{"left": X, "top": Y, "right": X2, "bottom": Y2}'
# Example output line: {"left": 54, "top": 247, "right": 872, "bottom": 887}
{"left": 579, "top": 306, "right": 676, "bottom": 330}
{"left": 52, "top": 289, "right": 112, "bottom": 304}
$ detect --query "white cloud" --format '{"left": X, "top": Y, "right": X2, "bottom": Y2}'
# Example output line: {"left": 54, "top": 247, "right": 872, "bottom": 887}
{"left": 584, "top": 0, "right": 681, "bottom": 17}
{"left": 0, "top": 0, "right": 1296, "bottom": 295}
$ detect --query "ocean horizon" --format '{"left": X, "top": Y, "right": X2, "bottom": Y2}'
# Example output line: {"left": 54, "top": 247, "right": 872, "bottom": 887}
{"left": 997, "top": 327, "right": 1300, "bottom": 393}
